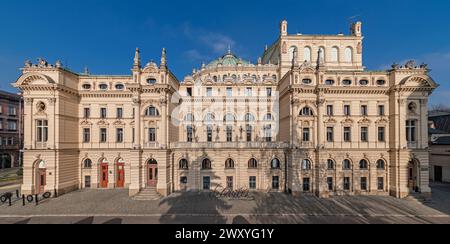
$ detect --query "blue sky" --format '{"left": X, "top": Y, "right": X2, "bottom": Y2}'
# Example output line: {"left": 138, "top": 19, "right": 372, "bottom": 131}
{"left": 1, "top": 0, "right": 449, "bottom": 105}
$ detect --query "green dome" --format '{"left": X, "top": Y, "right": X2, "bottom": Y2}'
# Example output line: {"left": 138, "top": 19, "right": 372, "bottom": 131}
{"left": 207, "top": 50, "right": 253, "bottom": 68}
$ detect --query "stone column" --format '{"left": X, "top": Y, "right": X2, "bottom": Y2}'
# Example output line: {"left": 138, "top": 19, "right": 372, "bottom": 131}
{"left": 129, "top": 98, "right": 141, "bottom": 196}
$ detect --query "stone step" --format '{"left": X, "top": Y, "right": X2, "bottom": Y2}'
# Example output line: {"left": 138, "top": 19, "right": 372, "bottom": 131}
{"left": 132, "top": 188, "right": 162, "bottom": 201}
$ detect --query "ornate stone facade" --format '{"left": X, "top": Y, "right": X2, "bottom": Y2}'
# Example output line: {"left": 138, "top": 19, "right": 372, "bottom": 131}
{"left": 13, "top": 20, "right": 438, "bottom": 198}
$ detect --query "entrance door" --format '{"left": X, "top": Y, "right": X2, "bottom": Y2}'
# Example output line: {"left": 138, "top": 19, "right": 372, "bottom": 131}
{"left": 408, "top": 161, "right": 419, "bottom": 192}
{"left": 100, "top": 163, "right": 109, "bottom": 188}
{"left": 38, "top": 169, "right": 46, "bottom": 194}
{"left": 435, "top": 166, "right": 443, "bottom": 182}
{"left": 116, "top": 163, "right": 125, "bottom": 188}
{"left": 147, "top": 160, "right": 158, "bottom": 187}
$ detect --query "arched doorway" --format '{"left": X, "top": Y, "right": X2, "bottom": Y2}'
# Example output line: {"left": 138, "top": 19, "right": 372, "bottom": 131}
{"left": 99, "top": 158, "right": 109, "bottom": 188}
{"left": 408, "top": 159, "right": 419, "bottom": 193}
{"left": 147, "top": 159, "right": 158, "bottom": 187}
{"left": 116, "top": 158, "right": 125, "bottom": 188}
{"left": 35, "top": 160, "right": 46, "bottom": 194}
{"left": 0, "top": 154, "right": 12, "bottom": 169}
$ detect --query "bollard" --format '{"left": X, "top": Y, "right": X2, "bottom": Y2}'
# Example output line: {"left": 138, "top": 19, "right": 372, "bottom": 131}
{"left": 22, "top": 195, "right": 25, "bottom": 206}
{"left": 8, "top": 196, "right": 11, "bottom": 206}
{"left": 16, "top": 189, "right": 20, "bottom": 199}
{"left": 35, "top": 194, "right": 38, "bottom": 206}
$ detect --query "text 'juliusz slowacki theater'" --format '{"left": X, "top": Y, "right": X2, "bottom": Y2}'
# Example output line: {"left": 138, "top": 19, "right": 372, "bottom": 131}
{"left": 13, "top": 20, "right": 438, "bottom": 199}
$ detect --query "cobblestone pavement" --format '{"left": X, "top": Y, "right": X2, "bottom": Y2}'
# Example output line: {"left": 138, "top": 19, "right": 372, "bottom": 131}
{"left": 1, "top": 183, "right": 450, "bottom": 224}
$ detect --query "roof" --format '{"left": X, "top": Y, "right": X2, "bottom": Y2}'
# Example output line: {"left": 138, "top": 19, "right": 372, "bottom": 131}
{"left": 429, "top": 114, "right": 450, "bottom": 134}
{"left": 0, "top": 89, "right": 22, "bottom": 101}
{"left": 433, "top": 136, "right": 450, "bottom": 145}
{"left": 429, "top": 128, "right": 448, "bottom": 135}
{"left": 207, "top": 50, "right": 254, "bottom": 68}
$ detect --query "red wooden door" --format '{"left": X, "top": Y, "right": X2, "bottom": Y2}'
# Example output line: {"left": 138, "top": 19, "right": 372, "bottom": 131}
{"left": 100, "top": 164, "right": 109, "bottom": 188}
{"left": 116, "top": 163, "right": 125, "bottom": 188}
{"left": 147, "top": 164, "right": 158, "bottom": 187}
{"left": 38, "top": 169, "right": 46, "bottom": 194}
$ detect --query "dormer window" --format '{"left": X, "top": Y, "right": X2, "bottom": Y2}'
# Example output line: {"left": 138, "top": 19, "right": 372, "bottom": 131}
{"left": 115, "top": 84, "right": 125, "bottom": 90}
{"left": 147, "top": 78, "right": 157, "bottom": 85}
{"left": 359, "top": 80, "right": 369, "bottom": 86}
{"left": 342, "top": 79, "right": 352, "bottom": 86}
{"left": 302, "top": 79, "right": 312, "bottom": 85}
{"left": 377, "top": 80, "right": 386, "bottom": 86}
{"left": 99, "top": 84, "right": 108, "bottom": 90}
{"left": 325, "top": 79, "right": 335, "bottom": 85}
{"left": 82, "top": 84, "right": 92, "bottom": 90}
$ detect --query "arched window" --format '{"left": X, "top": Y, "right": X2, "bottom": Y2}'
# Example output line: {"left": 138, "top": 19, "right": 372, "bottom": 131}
{"left": 245, "top": 113, "right": 255, "bottom": 122}
{"left": 248, "top": 158, "right": 258, "bottom": 169}
{"left": 327, "top": 159, "right": 335, "bottom": 170}
{"left": 331, "top": 47, "right": 339, "bottom": 62}
{"left": 271, "top": 158, "right": 281, "bottom": 169}
{"left": 360, "top": 159, "right": 369, "bottom": 170}
{"left": 232, "top": 74, "right": 237, "bottom": 81}
{"left": 377, "top": 160, "right": 386, "bottom": 170}
{"left": 145, "top": 106, "right": 160, "bottom": 117}
{"left": 179, "top": 159, "right": 189, "bottom": 170}
{"left": 300, "top": 107, "right": 314, "bottom": 116}
{"left": 185, "top": 113, "right": 194, "bottom": 122}
{"left": 343, "top": 159, "right": 352, "bottom": 170}
{"left": 213, "top": 76, "right": 218, "bottom": 82}
{"left": 83, "top": 159, "right": 92, "bottom": 169}
{"left": 224, "top": 113, "right": 235, "bottom": 123}
{"left": 202, "top": 158, "right": 212, "bottom": 170}
{"left": 272, "top": 75, "right": 277, "bottom": 81}
{"left": 263, "top": 113, "right": 273, "bottom": 121}
{"left": 319, "top": 47, "right": 325, "bottom": 61}
{"left": 301, "top": 159, "right": 312, "bottom": 170}
{"left": 344, "top": 47, "right": 353, "bottom": 62}
{"left": 225, "top": 159, "right": 235, "bottom": 169}
{"left": 205, "top": 113, "right": 215, "bottom": 123}
{"left": 289, "top": 46, "right": 298, "bottom": 62}
{"left": 303, "top": 47, "right": 312, "bottom": 62}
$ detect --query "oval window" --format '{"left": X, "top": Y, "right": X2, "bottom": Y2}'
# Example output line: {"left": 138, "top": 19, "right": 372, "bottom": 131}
{"left": 115, "top": 84, "right": 124, "bottom": 90}
{"left": 82, "top": 84, "right": 91, "bottom": 90}
{"left": 99, "top": 84, "right": 108, "bottom": 90}
{"left": 359, "top": 80, "right": 369, "bottom": 86}
{"left": 147, "top": 78, "right": 157, "bottom": 85}
{"left": 302, "top": 79, "right": 312, "bottom": 85}
{"left": 325, "top": 79, "right": 335, "bottom": 85}
{"left": 342, "top": 80, "right": 352, "bottom": 86}
{"left": 377, "top": 80, "right": 386, "bottom": 86}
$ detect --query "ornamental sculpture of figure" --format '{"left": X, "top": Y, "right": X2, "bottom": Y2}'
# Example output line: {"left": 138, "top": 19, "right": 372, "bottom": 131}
{"left": 38, "top": 58, "right": 48, "bottom": 67}
{"left": 405, "top": 60, "right": 416, "bottom": 69}
{"left": 24, "top": 60, "right": 32, "bottom": 68}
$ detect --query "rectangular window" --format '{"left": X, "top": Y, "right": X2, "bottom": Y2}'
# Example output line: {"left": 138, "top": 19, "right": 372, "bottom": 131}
{"left": 377, "top": 177, "right": 384, "bottom": 190}
{"left": 246, "top": 87, "right": 253, "bottom": 97}
{"left": 100, "top": 128, "right": 107, "bottom": 143}
{"left": 227, "top": 176, "right": 234, "bottom": 189}
{"left": 7, "top": 137, "right": 13, "bottom": 145}
{"left": 84, "top": 108, "right": 90, "bottom": 118}
{"left": 327, "top": 177, "right": 333, "bottom": 191}
{"left": 36, "top": 120, "right": 48, "bottom": 142}
{"left": 272, "top": 176, "right": 280, "bottom": 190}
{"left": 249, "top": 176, "right": 256, "bottom": 189}
{"left": 344, "top": 127, "right": 351, "bottom": 142}
{"left": 226, "top": 87, "right": 233, "bottom": 97}
{"left": 132, "top": 128, "right": 135, "bottom": 143}
{"left": 8, "top": 106, "right": 16, "bottom": 116}
{"left": 360, "top": 177, "right": 368, "bottom": 191}
{"left": 149, "top": 128, "right": 156, "bottom": 142}
{"left": 186, "top": 87, "right": 193, "bottom": 97}
{"left": 344, "top": 177, "right": 351, "bottom": 191}
{"left": 206, "top": 87, "right": 213, "bottom": 97}
{"left": 187, "top": 126, "right": 193, "bottom": 143}
{"left": 7, "top": 121, "right": 17, "bottom": 131}
{"left": 327, "top": 127, "right": 334, "bottom": 142}
{"left": 378, "top": 105, "right": 385, "bottom": 116}
{"left": 116, "top": 108, "right": 123, "bottom": 119}
{"left": 378, "top": 127, "right": 386, "bottom": 142}
{"left": 0, "top": 105, "right": 2, "bottom": 114}
{"left": 266, "top": 88, "right": 272, "bottom": 97}
{"left": 83, "top": 128, "right": 90, "bottom": 143}
{"left": 303, "top": 128, "right": 310, "bottom": 142}
{"left": 100, "top": 108, "right": 107, "bottom": 119}
{"left": 246, "top": 125, "right": 252, "bottom": 142}
{"left": 203, "top": 176, "right": 211, "bottom": 190}
{"left": 180, "top": 176, "right": 188, "bottom": 185}
{"left": 361, "top": 105, "right": 368, "bottom": 116}
{"left": 344, "top": 105, "right": 351, "bottom": 116}
{"left": 0, "top": 119, "right": 3, "bottom": 130}
{"left": 116, "top": 128, "right": 124, "bottom": 143}
{"left": 406, "top": 120, "right": 417, "bottom": 143}
{"left": 207, "top": 126, "right": 213, "bottom": 142}
{"left": 303, "top": 178, "right": 310, "bottom": 192}
{"left": 361, "top": 127, "right": 368, "bottom": 142}
{"left": 327, "top": 105, "right": 334, "bottom": 116}
{"left": 264, "top": 125, "right": 272, "bottom": 142}
{"left": 226, "top": 126, "right": 233, "bottom": 142}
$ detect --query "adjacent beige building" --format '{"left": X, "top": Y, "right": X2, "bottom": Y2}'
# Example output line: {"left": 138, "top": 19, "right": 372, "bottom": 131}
{"left": 13, "top": 20, "right": 438, "bottom": 199}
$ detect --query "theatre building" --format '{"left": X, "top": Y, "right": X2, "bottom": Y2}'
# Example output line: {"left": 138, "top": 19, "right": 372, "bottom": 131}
{"left": 13, "top": 20, "right": 437, "bottom": 199}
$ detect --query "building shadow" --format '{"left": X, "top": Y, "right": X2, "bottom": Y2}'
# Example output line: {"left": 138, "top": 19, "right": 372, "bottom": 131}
{"left": 102, "top": 218, "right": 123, "bottom": 224}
